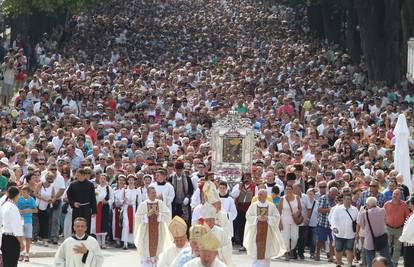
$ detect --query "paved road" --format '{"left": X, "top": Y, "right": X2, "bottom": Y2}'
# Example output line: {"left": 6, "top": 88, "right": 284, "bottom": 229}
{"left": 23, "top": 248, "right": 336, "bottom": 267}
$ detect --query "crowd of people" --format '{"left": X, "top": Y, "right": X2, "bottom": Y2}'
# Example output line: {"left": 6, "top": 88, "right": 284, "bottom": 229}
{"left": 0, "top": 0, "right": 413, "bottom": 266}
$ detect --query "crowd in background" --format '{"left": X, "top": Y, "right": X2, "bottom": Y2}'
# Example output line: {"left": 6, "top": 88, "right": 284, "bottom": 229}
{"left": 0, "top": 0, "right": 413, "bottom": 266}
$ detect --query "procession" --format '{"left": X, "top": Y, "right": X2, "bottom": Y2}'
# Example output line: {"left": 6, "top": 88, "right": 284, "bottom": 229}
{"left": 0, "top": 0, "right": 414, "bottom": 266}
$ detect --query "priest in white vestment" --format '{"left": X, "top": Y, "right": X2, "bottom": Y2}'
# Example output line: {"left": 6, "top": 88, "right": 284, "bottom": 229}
{"left": 54, "top": 217, "right": 104, "bottom": 267}
{"left": 243, "top": 189, "right": 286, "bottom": 267}
{"left": 183, "top": 231, "right": 227, "bottom": 267}
{"left": 200, "top": 203, "right": 232, "bottom": 266}
{"left": 158, "top": 216, "right": 189, "bottom": 267}
{"left": 134, "top": 186, "right": 173, "bottom": 267}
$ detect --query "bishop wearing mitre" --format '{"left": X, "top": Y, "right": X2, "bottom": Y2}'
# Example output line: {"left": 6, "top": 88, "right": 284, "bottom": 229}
{"left": 158, "top": 216, "right": 189, "bottom": 267}
{"left": 134, "top": 186, "right": 172, "bottom": 267}
{"left": 200, "top": 202, "right": 232, "bottom": 266}
{"left": 183, "top": 231, "right": 227, "bottom": 267}
{"left": 192, "top": 181, "right": 232, "bottom": 236}
{"left": 243, "top": 189, "right": 286, "bottom": 267}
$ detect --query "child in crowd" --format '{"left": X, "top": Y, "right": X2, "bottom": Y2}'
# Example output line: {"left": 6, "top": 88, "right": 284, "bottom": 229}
{"left": 17, "top": 185, "right": 38, "bottom": 262}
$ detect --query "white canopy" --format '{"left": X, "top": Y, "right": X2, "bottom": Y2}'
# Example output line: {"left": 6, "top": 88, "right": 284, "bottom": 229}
{"left": 394, "top": 114, "right": 412, "bottom": 193}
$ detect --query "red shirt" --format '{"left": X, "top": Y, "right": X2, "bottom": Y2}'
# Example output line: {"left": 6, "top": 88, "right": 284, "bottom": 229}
{"left": 85, "top": 127, "right": 97, "bottom": 144}
{"left": 384, "top": 199, "right": 410, "bottom": 228}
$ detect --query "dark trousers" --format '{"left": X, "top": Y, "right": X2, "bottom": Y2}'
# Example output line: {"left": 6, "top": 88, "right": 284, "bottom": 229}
{"left": 294, "top": 225, "right": 308, "bottom": 257}
{"left": 307, "top": 226, "right": 317, "bottom": 255}
{"left": 404, "top": 245, "right": 414, "bottom": 267}
{"left": 1, "top": 234, "right": 20, "bottom": 267}
{"left": 38, "top": 208, "right": 51, "bottom": 239}
{"left": 234, "top": 210, "right": 246, "bottom": 245}
{"left": 72, "top": 205, "right": 92, "bottom": 234}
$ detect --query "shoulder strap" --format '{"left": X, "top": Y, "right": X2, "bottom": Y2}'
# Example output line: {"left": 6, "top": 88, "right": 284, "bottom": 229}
{"left": 286, "top": 197, "right": 294, "bottom": 213}
{"left": 365, "top": 209, "right": 376, "bottom": 239}
{"left": 345, "top": 208, "right": 355, "bottom": 222}
{"left": 309, "top": 200, "right": 316, "bottom": 219}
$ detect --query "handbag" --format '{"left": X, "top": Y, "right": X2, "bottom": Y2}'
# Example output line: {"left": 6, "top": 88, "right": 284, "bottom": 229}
{"left": 286, "top": 196, "right": 304, "bottom": 225}
{"left": 345, "top": 209, "right": 357, "bottom": 232}
{"left": 365, "top": 209, "right": 388, "bottom": 251}
{"left": 62, "top": 202, "right": 69, "bottom": 214}
{"left": 52, "top": 199, "right": 62, "bottom": 210}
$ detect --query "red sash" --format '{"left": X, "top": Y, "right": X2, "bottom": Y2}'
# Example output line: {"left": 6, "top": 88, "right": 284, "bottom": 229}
{"left": 114, "top": 207, "right": 122, "bottom": 239}
{"left": 96, "top": 202, "right": 103, "bottom": 233}
{"left": 127, "top": 205, "right": 134, "bottom": 233}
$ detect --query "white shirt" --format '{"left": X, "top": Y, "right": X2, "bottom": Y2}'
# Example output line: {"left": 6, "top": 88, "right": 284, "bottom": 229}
{"left": 308, "top": 199, "right": 318, "bottom": 227}
{"left": 330, "top": 204, "right": 358, "bottom": 239}
{"left": 52, "top": 136, "right": 65, "bottom": 152}
{"left": 1, "top": 200, "right": 23, "bottom": 236}
{"left": 149, "top": 182, "right": 175, "bottom": 210}
{"left": 41, "top": 172, "right": 66, "bottom": 200}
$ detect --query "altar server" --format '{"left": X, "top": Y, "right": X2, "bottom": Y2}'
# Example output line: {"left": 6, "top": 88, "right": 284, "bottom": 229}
{"left": 150, "top": 168, "right": 175, "bottom": 211}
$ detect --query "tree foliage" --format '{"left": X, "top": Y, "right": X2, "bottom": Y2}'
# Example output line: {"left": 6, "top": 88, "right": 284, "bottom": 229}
{"left": 1, "top": 0, "right": 107, "bottom": 17}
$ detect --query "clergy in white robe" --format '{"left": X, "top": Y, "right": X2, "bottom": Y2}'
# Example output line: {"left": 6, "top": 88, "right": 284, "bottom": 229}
{"left": 134, "top": 186, "right": 173, "bottom": 267}
{"left": 54, "top": 217, "right": 104, "bottom": 267}
{"left": 243, "top": 189, "right": 286, "bottom": 267}
{"left": 218, "top": 181, "right": 237, "bottom": 237}
{"left": 158, "top": 216, "right": 189, "bottom": 267}
{"left": 193, "top": 181, "right": 232, "bottom": 237}
{"left": 150, "top": 168, "right": 175, "bottom": 211}
{"left": 200, "top": 203, "right": 232, "bottom": 266}
{"left": 170, "top": 224, "right": 209, "bottom": 267}
{"left": 183, "top": 231, "right": 227, "bottom": 267}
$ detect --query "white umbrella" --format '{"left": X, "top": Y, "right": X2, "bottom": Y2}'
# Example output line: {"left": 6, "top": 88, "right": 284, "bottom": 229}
{"left": 394, "top": 114, "right": 412, "bottom": 193}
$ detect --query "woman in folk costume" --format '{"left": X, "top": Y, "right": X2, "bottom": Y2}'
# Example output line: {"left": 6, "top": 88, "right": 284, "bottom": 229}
{"left": 134, "top": 186, "right": 172, "bottom": 267}
{"left": 158, "top": 216, "right": 189, "bottom": 267}
{"left": 244, "top": 189, "right": 286, "bottom": 267}
{"left": 91, "top": 174, "right": 114, "bottom": 248}
{"left": 122, "top": 174, "right": 142, "bottom": 249}
{"left": 140, "top": 174, "right": 153, "bottom": 202}
{"left": 112, "top": 175, "right": 126, "bottom": 246}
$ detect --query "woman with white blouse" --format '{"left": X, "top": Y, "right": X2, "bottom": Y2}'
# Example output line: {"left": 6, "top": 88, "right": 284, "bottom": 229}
{"left": 1, "top": 186, "right": 25, "bottom": 267}
{"left": 35, "top": 172, "right": 55, "bottom": 246}
{"left": 278, "top": 184, "right": 302, "bottom": 260}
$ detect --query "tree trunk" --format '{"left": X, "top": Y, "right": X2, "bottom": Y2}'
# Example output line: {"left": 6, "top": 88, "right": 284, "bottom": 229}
{"left": 355, "top": 0, "right": 402, "bottom": 85}
{"left": 344, "top": 0, "right": 361, "bottom": 64}
{"left": 320, "top": 0, "right": 342, "bottom": 43}
{"left": 401, "top": 0, "right": 414, "bottom": 82}
{"left": 307, "top": 4, "right": 325, "bottom": 39}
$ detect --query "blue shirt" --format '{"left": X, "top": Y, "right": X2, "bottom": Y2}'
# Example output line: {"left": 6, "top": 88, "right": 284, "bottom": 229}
{"left": 383, "top": 188, "right": 404, "bottom": 202}
{"left": 17, "top": 195, "right": 36, "bottom": 224}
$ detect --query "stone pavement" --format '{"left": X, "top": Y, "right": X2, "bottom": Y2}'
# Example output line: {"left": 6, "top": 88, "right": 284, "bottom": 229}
{"left": 24, "top": 244, "right": 336, "bottom": 267}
